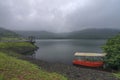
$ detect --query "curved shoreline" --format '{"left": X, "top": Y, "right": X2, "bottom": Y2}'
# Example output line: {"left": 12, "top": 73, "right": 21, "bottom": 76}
{"left": 0, "top": 41, "right": 119, "bottom": 80}
{"left": 21, "top": 56, "right": 119, "bottom": 80}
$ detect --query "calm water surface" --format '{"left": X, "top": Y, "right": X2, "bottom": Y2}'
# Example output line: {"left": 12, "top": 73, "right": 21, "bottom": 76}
{"left": 35, "top": 39, "right": 106, "bottom": 65}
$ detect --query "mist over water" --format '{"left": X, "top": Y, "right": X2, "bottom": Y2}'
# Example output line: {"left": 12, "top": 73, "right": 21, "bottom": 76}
{"left": 34, "top": 39, "right": 106, "bottom": 65}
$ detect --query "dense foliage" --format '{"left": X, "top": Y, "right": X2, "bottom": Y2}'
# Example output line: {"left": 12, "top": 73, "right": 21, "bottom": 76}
{"left": 103, "top": 34, "right": 120, "bottom": 70}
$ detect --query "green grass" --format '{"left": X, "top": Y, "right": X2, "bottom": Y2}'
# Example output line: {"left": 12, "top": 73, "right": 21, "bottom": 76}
{"left": 0, "top": 37, "right": 24, "bottom": 41}
{"left": 0, "top": 42, "right": 67, "bottom": 80}
{"left": 0, "top": 42, "right": 37, "bottom": 55}
{"left": 0, "top": 74, "right": 4, "bottom": 80}
{"left": 0, "top": 52, "right": 67, "bottom": 80}
{"left": 114, "top": 73, "right": 120, "bottom": 79}
{"left": 0, "top": 42, "right": 36, "bottom": 49}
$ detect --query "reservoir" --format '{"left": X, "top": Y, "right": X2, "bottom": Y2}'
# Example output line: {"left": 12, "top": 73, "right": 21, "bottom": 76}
{"left": 34, "top": 39, "right": 106, "bottom": 65}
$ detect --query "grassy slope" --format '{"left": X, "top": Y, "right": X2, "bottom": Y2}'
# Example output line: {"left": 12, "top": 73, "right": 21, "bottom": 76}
{"left": 0, "top": 42, "right": 67, "bottom": 80}
{"left": 0, "top": 42, "right": 37, "bottom": 55}
{"left": 114, "top": 73, "right": 120, "bottom": 79}
{"left": 0, "top": 42, "right": 35, "bottom": 49}
{"left": 0, "top": 52, "right": 67, "bottom": 80}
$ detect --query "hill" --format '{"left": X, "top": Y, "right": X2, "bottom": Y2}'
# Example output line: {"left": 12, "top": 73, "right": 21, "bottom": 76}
{"left": 15, "top": 31, "right": 59, "bottom": 39}
{"left": 67, "top": 28, "right": 120, "bottom": 39}
{"left": 15, "top": 28, "right": 120, "bottom": 39}
{"left": 0, "top": 27, "right": 19, "bottom": 38}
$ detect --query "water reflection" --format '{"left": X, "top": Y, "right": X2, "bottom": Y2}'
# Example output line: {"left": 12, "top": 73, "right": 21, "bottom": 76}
{"left": 35, "top": 39, "right": 106, "bottom": 65}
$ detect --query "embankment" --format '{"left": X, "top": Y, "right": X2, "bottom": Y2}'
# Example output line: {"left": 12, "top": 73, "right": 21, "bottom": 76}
{"left": 0, "top": 41, "right": 119, "bottom": 80}
{"left": 22, "top": 56, "right": 120, "bottom": 80}
{"left": 0, "top": 42, "right": 67, "bottom": 80}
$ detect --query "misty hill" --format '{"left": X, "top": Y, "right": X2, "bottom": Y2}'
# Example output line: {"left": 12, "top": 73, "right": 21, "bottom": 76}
{"left": 15, "top": 31, "right": 59, "bottom": 39}
{"left": 67, "top": 28, "right": 120, "bottom": 39}
{"left": 15, "top": 28, "right": 120, "bottom": 39}
{"left": 0, "top": 27, "right": 19, "bottom": 38}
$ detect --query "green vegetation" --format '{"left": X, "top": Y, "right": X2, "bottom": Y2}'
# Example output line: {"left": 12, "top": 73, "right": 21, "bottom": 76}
{"left": 0, "top": 42, "right": 35, "bottom": 49}
{"left": 0, "top": 42, "right": 37, "bottom": 55}
{"left": 102, "top": 34, "right": 120, "bottom": 79}
{"left": 0, "top": 52, "right": 67, "bottom": 80}
{"left": 103, "top": 34, "right": 120, "bottom": 70}
{"left": 0, "top": 37, "right": 25, "bottom": 41}
{"left": 0, "top": 41, "right": 67, "bottom": 80}
{"left": 0, "top": 27, "right": 19, "bottom": 38}
{"left": 15, "top": 28, "right": 120, "bottom": 39}
{"left": 0, "top": 74, "right": 4, "bottom": 80}
{"left": 114, "top": 73, "right": 120, "bottom": 79}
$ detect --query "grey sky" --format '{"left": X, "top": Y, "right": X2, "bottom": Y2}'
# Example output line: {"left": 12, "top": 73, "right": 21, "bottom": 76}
{"left": 0, "top": 0, "right": 120, "bottom": 32}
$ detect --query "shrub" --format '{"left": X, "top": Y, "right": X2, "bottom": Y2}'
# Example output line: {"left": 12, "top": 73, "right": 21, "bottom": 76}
{"left": 103, "top": 34, "right": 120, "bottom": 70}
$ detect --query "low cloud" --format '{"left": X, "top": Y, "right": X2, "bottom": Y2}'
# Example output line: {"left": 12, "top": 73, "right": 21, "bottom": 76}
{"left": 0, "top": 0, "right": 120, "bottom": 32}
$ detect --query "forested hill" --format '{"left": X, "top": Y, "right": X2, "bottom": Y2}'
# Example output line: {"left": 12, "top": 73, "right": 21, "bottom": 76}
{"left": 67, "top": 28, "right": 120, "bottom": 39}
{"left": 0, "top": 27, "right": 19, "bottom": 38}
{"left": 15, "top": 28, "right": 120, "bottom": 39}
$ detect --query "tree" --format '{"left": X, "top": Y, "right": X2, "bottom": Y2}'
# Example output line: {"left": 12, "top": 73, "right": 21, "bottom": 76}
{"left": 28, "top": 36, "right": 35, "bottom": 42}
{"left": 103, "top": 34, "right": 120, "bottom": 70}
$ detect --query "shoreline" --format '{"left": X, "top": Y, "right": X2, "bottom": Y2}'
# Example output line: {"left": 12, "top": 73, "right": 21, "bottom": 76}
{"left": 0, "top": 41, "right": 119, "bottom": 80}
{"left": 0, "top": 42, "right": 68, "bottom": 80}
{"left": 21, "top": 56, "right": 119, "bottom": 80}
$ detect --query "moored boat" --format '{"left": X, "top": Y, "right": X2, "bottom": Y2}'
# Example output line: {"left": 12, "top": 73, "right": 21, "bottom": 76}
{"left": 73, "top": 52, "right": 106, "bottom": 67}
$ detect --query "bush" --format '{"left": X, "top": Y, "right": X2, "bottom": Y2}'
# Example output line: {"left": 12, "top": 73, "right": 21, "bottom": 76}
{"left": 103, "top": 34, "right": 120, "bottom": 70}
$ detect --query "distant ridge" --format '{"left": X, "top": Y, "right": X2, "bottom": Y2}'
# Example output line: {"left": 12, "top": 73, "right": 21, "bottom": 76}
{"left": 67, "top": 28, "right": 120, "bottom": 39}
{"left": 71, "top": 28, "right": 120, "bottom": 34}
{"left": 15, "top": 28, "right": 120, "bottom": 39}
{"left": 0, "top": 27, "right": 19, "bottom": 38}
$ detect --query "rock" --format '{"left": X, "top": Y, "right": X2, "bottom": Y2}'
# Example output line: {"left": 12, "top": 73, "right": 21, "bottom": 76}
{"left": 20, "top": 56, "right": 120, "bottom": 80}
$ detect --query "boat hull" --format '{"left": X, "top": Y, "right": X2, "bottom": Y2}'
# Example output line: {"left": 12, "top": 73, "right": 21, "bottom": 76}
{"left": 73, "top": 60, "right": 104, "bottom": 67}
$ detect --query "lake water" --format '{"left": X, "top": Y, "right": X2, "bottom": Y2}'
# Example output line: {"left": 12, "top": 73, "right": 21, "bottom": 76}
{"left": 34, "top": 39, "right": 106, "bottom": 65}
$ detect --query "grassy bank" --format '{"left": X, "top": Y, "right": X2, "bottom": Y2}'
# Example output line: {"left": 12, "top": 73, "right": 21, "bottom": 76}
{"left": 0, "top": 42, "right": 37, "bottom": 55}
{"left": 0, "top": 42, "right": 35, "bottom": 48}
{"left": 0, "top": 52, "right": 67, "bottom": 80}
{"left": 0, "top": 42, "right": 67, "bottom": 80}
{"left": 0, "top": 41, "right": 119, "bottom": 80}
{"left": 114, "top": 73, "right": 120, "bottom": 79}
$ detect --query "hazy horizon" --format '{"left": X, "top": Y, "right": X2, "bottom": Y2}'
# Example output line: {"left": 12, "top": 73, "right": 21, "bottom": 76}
{"left": 13, "top": 28, "right": 120, "bottom": 33}
{"left": 0, "top": 0, "right": 120, "bottom": 32}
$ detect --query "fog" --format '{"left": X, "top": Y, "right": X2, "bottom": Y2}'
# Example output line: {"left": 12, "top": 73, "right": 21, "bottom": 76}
{"left": 0, "top": 0, "right": 120, "bottom": 32}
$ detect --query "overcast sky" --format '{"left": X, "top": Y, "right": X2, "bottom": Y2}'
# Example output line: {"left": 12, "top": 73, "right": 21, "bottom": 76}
{"left": 0, "top": 0, "right": 120, "bottom": 32}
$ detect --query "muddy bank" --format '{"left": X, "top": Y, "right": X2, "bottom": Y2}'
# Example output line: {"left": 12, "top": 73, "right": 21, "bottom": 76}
{"left": 21, "top": 56, "right": 119, "bottom": 80}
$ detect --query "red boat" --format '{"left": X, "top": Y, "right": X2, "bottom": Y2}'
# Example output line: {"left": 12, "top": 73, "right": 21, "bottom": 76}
{"left": 73, "top": 52, "right": 106, "bottom": 67}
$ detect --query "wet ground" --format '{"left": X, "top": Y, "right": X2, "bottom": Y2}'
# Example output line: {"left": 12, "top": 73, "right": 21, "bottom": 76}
{"left": 21, "top": 56, "right": 119, "bottom": 80}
